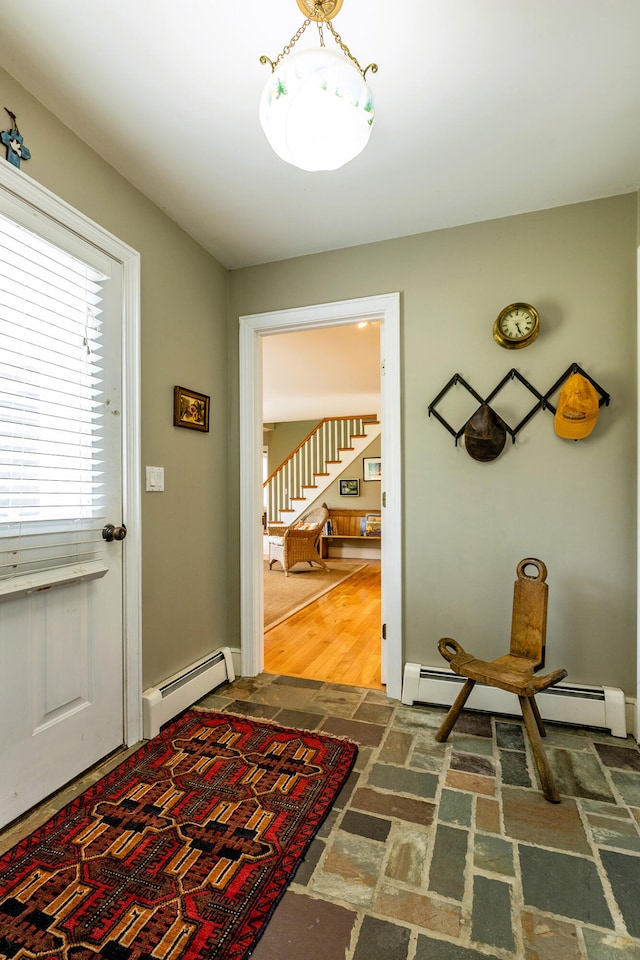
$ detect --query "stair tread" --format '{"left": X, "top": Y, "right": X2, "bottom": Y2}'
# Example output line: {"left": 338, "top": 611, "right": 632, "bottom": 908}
{"left": 267, "top": 415, "right": 381, "bottom": 519}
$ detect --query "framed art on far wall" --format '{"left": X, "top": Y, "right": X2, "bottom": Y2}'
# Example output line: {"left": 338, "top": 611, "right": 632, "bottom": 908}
{"left": 174, "top": 385, "right": 210, "bottom": 432}
{"left": 340, "top": 478, "right": 360, "bottom": 497}
{"left": 363, "top": 456, "right": 382, "bottom": 481}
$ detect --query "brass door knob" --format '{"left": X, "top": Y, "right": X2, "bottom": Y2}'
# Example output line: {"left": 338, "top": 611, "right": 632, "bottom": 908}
{"left": 102, "top": 523, "right": 127, "bottom": 542}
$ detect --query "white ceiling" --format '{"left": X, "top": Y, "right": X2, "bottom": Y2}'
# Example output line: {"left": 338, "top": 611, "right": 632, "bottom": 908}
{"left": 1, "top": 1, "right": 639, "bottom": 270}
{"left": 262, "top": 322, "right": 380, "bottom": 422}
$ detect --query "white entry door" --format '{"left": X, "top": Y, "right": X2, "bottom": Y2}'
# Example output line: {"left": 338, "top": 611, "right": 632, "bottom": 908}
{"left": 0, "top": 185, "right": 129, "bottom": 828}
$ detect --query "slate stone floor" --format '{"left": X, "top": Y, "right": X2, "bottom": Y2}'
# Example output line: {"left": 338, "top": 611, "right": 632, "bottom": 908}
{"left": 2, "top": 672, "right": 640, "bottom": 960}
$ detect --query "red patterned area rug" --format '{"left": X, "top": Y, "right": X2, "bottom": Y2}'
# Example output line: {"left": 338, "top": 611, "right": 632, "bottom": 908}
{"left": 0, "top": 709, "right": 357, "bottom": 960}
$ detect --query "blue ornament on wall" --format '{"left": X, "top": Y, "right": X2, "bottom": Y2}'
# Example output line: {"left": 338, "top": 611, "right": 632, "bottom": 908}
{"left": 1, "top": 108, "right": 31, "bottom": 168}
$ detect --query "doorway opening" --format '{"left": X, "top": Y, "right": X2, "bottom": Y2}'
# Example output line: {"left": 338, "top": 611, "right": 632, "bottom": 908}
{"left": 239, "top": 293, "right": 402, "bottom": 700}
{"left": 261, "top": 323, "right": 382, "bottom": 687}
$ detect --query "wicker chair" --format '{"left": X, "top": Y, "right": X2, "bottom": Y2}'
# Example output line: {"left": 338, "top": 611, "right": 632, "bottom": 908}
{"left": 268, "top": 503, "right": 330, "bottom": 577}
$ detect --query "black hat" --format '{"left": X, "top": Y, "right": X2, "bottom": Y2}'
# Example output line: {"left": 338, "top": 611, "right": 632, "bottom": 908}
{"left": 464, "top": 404, "right": 507, "bottom": 462}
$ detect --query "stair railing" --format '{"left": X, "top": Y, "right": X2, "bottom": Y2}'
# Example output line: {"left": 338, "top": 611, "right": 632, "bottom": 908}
{"left": 264, "top": 414, "right": 378, "bottom": 523}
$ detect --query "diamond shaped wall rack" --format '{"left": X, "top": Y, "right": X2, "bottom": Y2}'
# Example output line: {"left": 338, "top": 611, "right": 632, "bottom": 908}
{"left": 428, "top": 363, "right": 610, "bottom": 445}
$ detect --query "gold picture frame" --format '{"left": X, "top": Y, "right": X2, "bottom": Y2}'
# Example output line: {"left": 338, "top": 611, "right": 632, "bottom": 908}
{"left": 174, "top": 385, "right": 210, "bottom": 432}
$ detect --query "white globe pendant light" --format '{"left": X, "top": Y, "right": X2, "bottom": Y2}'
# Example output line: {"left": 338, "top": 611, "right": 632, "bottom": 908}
{"left": 259, "top": 0, "right": 377, "bottom": 172}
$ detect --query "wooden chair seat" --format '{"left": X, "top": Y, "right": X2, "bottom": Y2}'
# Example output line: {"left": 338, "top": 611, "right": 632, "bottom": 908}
{"left": 438, "top": 640, "right": 567, "bottom": 698}
{"left": 435, "top": 559, "right": 568, "bottom": 803}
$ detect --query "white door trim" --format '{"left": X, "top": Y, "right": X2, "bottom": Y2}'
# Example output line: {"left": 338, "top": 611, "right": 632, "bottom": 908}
{"left": 637, "top": 243, "right": 640, "bottom": 744}
{"left": 0, "top": 161, "right": 143, "bottom": 747}
{"left": 239, "top": 293, "right": 403, "bottom": 700}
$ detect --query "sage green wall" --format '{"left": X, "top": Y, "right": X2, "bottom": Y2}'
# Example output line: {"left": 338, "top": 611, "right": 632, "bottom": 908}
{"left": 5, "top": 62, "right": 637, "bottom": 698}
{"left": 322, "top": 436, "right": 382, "bottom": 512}
{"left": 230, "top": 194, "right": 638, "bottom": 695}
{"left": 0, "top": 67, "right": 230, "bottom": 689}
{"left": 267, "top": 420, "right": 319, "bottom": 475}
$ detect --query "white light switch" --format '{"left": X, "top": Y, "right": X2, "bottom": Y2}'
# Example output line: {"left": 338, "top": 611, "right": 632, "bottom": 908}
{"left": 146, "top": 466, "right": 165, "bottom": 491}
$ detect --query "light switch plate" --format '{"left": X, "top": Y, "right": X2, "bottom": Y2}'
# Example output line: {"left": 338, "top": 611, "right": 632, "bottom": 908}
{"left": 145, "top": 466, "right": 164, "bottom": 491}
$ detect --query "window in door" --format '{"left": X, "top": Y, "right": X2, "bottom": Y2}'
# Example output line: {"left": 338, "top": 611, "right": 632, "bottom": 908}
{"left": 0, "top": 209, "right": 109, "bottom": 586}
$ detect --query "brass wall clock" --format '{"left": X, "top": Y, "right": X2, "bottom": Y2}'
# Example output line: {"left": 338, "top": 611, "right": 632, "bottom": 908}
{"left": 493, "top": 302, "right": 540, "bottom": 349}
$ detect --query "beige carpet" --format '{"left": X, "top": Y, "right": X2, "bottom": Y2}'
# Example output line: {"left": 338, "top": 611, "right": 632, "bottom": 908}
{"left": 264, "top": 559, "right": 366, "bottom": 630}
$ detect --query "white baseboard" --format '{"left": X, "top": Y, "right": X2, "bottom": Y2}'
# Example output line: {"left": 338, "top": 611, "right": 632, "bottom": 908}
{"left": 229, "top": 646, "right": 242, "bottom": 678}
{"left": 402, "top": 662, "right": 627, "bottom": 739}
{"left": 142, "top": 647, "right": 235, "bottom": 739}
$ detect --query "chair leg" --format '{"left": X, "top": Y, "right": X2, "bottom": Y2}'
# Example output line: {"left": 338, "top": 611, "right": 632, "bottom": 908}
{"left": 519, "top": 695, "right": 560, "bottom": 803}
{"left": 435, "top": 678, "right": 476, "bottom": 743}
{"left": 529, "top": 695, "right": 547, "bottom": 738}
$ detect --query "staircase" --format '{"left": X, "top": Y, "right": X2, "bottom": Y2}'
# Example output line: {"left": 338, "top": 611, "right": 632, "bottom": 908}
{"left": 264, "top": 415, "right": 380, "bottom": 525}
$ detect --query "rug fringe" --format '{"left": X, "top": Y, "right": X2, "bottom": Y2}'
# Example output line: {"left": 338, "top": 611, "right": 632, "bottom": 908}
{"left": 191, "top": 705, "right": 360, "bottom": 750}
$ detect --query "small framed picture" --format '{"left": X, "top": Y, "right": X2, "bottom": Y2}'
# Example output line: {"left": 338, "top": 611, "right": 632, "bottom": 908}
{"left": 174, "top": 385, "right": 210, "bottom": 432}
{"left": 340, "top": 478, "right": 360, "bottom": 497}
{"left": 363, "top": 456, "right": 382, "bottom": 481}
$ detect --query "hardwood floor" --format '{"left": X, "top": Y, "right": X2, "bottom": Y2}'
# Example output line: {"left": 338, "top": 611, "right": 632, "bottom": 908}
{"left": 264, "top": 560, "right": 383, "bottom": 689}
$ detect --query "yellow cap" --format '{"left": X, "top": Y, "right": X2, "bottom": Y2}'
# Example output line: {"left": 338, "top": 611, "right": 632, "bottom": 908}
{"left": 554, "top": 373, "right": 599, "bottom": 439}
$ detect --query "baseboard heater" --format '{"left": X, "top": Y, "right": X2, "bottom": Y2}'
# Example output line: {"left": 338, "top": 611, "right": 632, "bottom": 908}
{"left": 142, "top": 647, "right": 235, "bottom": 739}
{"left": 402, "top": 662, "right": 627, "bottom": 738}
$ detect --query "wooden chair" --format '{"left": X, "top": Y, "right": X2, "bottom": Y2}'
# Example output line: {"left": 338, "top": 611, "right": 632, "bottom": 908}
{"left": 267, "top": 503, "right": 330, "bottom": 577}
{"left": 435, "top": 558, "right": 568, "bottom": 803}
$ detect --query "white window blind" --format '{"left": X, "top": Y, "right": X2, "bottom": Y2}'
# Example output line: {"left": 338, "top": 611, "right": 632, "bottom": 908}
{"left": 0, "top": 210, "right": 108, "bottom": 582}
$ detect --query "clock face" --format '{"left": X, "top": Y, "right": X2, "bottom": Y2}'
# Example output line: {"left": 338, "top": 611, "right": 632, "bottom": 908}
{"left": 493, "top": 302, "right": 539, "bottom": 349}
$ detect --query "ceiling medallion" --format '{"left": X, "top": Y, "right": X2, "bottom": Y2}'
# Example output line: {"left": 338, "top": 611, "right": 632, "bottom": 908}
{"left": 296, "top": 0, "right": 343, "bottom": 20}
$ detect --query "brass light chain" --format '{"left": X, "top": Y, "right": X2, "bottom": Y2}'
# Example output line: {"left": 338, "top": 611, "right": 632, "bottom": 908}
{"left": 260, "top": 18, "right": 312, "bottom": 72}
{"left": 319, "top": 9, "right": 378, "bottom": 78}
{"left": 260, "top": 1, "right": 378, "bottom": 79}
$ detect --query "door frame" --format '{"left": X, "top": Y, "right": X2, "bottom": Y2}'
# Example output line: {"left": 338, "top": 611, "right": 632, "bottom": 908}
{"left": 239, "top": 292, "right": 402, "bottom": 700}
{"left": 0, "top": 161, "right": 143, "bottom": 746}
